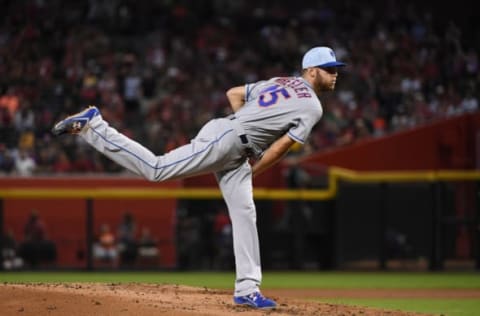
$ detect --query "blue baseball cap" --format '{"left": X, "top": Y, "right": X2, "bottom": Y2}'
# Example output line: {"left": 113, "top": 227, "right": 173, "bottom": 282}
{"left": 302, "top": 46, "right": 346, "bottom": 69}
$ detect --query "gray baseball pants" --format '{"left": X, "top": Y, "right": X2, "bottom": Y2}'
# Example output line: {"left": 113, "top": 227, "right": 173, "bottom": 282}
{"left": 81, "top": 115, "right": 261, "bottom": 296}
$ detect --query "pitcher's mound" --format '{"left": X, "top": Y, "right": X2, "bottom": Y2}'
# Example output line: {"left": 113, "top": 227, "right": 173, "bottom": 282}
{"left": 1, "top": 283, "right": 426, "bottom": 315}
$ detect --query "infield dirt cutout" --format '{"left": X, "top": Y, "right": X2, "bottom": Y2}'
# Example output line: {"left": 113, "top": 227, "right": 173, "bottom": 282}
{"left": 2, "top": 283, "right": 478, "bottom": 315}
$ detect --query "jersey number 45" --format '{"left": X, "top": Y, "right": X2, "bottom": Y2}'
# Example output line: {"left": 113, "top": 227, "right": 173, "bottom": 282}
{"left": 258, "top": 85, "right": 291, "bottom": 107}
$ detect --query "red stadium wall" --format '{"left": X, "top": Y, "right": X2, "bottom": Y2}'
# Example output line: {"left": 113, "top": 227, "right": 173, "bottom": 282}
{"left": 1, "top": 178, "right": 180, "bottom": 268}
{"left": 300, "top": 113, "right": 480, "bottom": 171}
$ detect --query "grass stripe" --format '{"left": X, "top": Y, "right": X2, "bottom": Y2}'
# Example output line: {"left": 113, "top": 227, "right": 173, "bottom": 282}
{"left": 1, "top": 272, "right": 479, "bottom": 289}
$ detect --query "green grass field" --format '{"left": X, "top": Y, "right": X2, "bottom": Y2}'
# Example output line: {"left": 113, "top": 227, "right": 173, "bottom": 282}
{"left": 1, "top": 271, "right": 479, "bottom": 315}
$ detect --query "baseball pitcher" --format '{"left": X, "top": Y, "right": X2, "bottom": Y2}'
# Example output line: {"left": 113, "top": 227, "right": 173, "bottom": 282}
{"left": 52, "top": 46, "right": 345, "bottom": 309}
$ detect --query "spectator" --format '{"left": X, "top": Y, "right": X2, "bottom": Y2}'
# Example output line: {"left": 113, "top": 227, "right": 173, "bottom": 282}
{"left": 23, "top": 210, "right": 47, "bottom": 241}
{"left": 120, "top": 55, "right": 143, "bottom": 119}
{"left": 0, "top": 87, "right": 19, "bottom": 119}
{"left": 117, "top": 212, "right": 138, "bottom": 266}
{"left": 14, "top": 149, "right": 37, "bottom": 176}
{"left": 93, "top": 223, "right": 118, "bottom": 268}
{"left": 2, "top": 228, "right": 24, "bottom": 270}
{"left": 71, "top": 148, "right": 98, "bottom": 172}
{"left": 13, "top": 100, "right": 35, "bottom": 133}
{"left": 460, "top": 89, "right": 479, "bottom": 113}
{"left": 0, "top": 143, "right": 14, "bottom": 174}
{"left": 19, "top": 210, "right": 57, "bottom": 268}
{"left": 52, "top": 150, "right": 73, "bottom": 173}
{"left": 137, "top": 226, "right": 160, "bottom": 265}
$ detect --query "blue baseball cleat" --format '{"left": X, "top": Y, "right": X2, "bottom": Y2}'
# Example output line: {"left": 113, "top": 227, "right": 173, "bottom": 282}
{"left": 51, "top": 106, "right": 100, "bottom": 136}
{"left": 233, "top": 291, "right": 277, "bottom": 309}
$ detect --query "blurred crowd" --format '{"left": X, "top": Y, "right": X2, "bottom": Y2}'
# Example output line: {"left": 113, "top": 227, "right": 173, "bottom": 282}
{"left": 0, "top": 0, "right": 478, "bottom": 176}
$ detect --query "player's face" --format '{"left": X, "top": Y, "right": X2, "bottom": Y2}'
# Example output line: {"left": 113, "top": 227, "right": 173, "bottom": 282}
{"left": 313, "top": 67, "right": 339, "bottom": 92}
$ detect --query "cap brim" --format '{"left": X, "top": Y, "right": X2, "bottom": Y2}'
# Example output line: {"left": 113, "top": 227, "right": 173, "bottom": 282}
{"left": 317, "top": 61, "right": 346, "bottom": 68}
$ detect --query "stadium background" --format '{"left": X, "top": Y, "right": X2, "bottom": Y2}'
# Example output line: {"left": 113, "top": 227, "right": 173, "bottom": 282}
{"left": 1, "top": 0, "right": 479, "bottom": 315}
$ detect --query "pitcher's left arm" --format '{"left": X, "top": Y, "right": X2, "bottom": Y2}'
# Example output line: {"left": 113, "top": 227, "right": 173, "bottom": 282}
{"left": 252, "top": 134, "right": 296, "bottom": 178}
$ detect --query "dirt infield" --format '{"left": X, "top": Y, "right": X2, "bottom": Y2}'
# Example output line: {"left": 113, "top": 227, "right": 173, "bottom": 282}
{"left": 2, "top": 283, "right": 476, "bottom": 315}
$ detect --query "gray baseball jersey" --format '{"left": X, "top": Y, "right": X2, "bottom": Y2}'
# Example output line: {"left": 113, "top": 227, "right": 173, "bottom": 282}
{"left": 78, "top": 75, "right": 322, "bottom": 298}
{"left": 236, "top": 76, "right": 322, "bottom": 155}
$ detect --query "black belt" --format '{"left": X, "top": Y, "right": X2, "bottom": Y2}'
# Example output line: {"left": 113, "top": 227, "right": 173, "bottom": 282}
{"left": 230, "top": 116, "right": 253, "bottom": 156}
{"left": 230, "top": 116, "right": 249, "bottom": 144}
{"left": 239, "top": 134, "right": 248, "bottom": 144}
